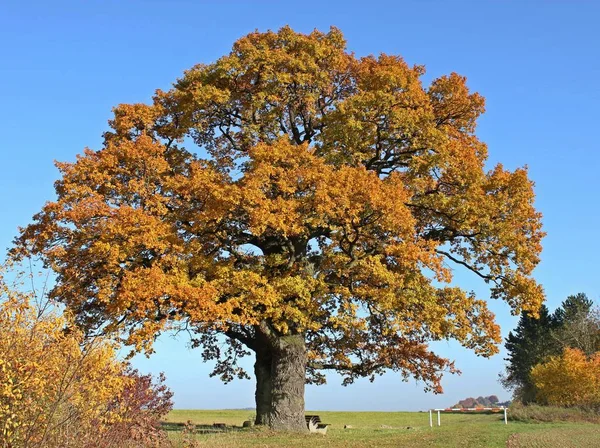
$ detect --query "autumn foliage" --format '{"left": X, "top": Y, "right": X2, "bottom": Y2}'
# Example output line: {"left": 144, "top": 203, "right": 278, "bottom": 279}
{"left": 503, "top": 294, "right": 600, "bottom": 403}
{"left": 0, "top": 267, "right": 172, "bottom": 448}
{"left": 531, "top": 348, "right": 600, "bottom": 408}
{"left": 13, "top": 26, "right": 544, "bottom": 430}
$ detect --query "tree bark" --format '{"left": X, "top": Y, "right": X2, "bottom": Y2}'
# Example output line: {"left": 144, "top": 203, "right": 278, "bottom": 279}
{"left": 254, "top": 348, "right": 272, "bottom": 426}
{"left": 267, "top": 334, "right": 307, "bottom": 432}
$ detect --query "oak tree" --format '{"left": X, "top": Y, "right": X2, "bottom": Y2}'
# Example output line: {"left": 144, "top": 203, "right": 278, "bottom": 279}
{"left": 14, "top": 26, "right": 544, "bottom": 431}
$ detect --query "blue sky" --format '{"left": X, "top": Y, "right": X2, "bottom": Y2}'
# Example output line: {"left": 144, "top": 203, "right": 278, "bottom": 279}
{"left": 1, "top": 0, "right": 599, "bottom": 411}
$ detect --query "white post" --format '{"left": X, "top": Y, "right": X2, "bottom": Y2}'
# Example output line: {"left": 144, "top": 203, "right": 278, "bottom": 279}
{"left": 437, "top": 410, "right": 441, "bottom": 426}
{"left": 504, "top": 407, "right": 508, "bottom": 425}
{"left": 429, "top": 410, "right": 432, "bottom": 427}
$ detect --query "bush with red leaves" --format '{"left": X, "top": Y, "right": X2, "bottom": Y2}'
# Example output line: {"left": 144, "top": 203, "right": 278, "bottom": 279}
{"left": 92, "top": 368, "right": 174, "bottom": 448}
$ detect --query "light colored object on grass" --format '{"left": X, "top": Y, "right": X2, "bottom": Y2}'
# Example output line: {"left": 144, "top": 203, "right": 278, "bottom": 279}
{"left": 305, "top": 415, "right": 330, "bottom": 434}
{"left": 429, "top": 407, "right": 508, "bottom": 427}
{"left": 344, "top": 425, "right": 353, "bottom": 429}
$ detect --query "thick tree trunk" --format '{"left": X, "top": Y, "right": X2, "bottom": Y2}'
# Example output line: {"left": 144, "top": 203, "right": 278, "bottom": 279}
{"left": 267, "top": 334, "right": 307, "bottom": 432}
{"left": 254, "top": 348, "right": 272, "bottom": 426}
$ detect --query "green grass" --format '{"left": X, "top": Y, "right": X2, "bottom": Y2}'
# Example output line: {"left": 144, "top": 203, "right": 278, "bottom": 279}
{"left": 164, "top": 409, "right": 600, "bottom": 447}
{"left": 507, "top": 426, "right": 600, "bottom": 447}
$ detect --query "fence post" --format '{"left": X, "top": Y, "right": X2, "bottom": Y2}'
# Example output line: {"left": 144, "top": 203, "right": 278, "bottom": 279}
{"left": 504, "top": 407, "right": 508, "bottom": 425}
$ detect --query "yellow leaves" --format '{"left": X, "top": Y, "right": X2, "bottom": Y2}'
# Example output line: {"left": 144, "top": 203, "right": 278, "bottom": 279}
{"left": 106, "top": 103, "right": 161, "bottom": 141}
{"left": 531, "top": 348, "right": 600, "bottom": 407}
{"left": 428, "top": 72, "right": 486, "bottom": 134}
{"left": 320, "top": 168, "right": 411, "bottom": 229}
{"left": 204, "top": 266, "right": 326, "bottom": 334}
{"left": 320, "top": 53, "right": 435, "bottom": 169}
{"left": 0, "top": 277, "right": 129, "bottom": 447}
{"left": 242, "top": 141, "right": 325, "bottom": 237}
{"left": 229, "top": 25, "right": 349, "bottom": 93}
{"left": 435, "top": 288, "right": 501, "bottom": 356}
{"left": 0, "top": 266, "right": 173, "bottom": 446}
{"left": 484, "top": 165, "right": 544, "bottom": 271}
{"left": 355, "top": 54, "right": 423, "bottom": 93}
{"left": 12, "top": 25, "right": 546, "bottom": 391}
{"left": 240, "top": 139, "right": 415, "bottom": 242}
{"left": 0, "top": 358, "right": 22, "bottom": 442}
{"left": 240, "top": 138, "right": 419, "bottom": 249}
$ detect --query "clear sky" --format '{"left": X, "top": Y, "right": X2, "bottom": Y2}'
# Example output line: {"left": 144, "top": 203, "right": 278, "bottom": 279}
{"left": 1, "top": 0, "right": 599, "bottom": 411}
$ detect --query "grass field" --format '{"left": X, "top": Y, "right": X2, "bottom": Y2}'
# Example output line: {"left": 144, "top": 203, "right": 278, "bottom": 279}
{"left": 164, "top": 409, "right": 600, "bottom": 447}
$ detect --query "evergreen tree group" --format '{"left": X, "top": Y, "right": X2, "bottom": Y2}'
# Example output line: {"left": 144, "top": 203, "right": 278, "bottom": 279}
{"left": 503, "top": 293, "right": 600, "bottom": 402}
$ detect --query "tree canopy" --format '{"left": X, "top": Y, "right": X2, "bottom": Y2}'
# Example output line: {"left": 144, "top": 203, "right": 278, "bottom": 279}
{"left": 13, "top": 26, "right": 545, "bottom": 430}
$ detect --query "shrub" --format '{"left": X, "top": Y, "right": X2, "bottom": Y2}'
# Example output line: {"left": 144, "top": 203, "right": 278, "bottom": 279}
{"left": 530, "top": 347, "right": 600, "bottom": 408}
{"left": 98, "top": 369, "right": 173, "bottom": 448}
{"left": 508, "top": 402, "right": 600, "bottom": 424}
{"left": 0, "top": 267, "right": 173, "bottom": 448}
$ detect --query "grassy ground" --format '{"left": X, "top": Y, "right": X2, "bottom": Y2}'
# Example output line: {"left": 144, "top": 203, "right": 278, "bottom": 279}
{"left": 507, "top": 426, "right": 600, "bottom": 447}
{"left": 164, "top": 409, "right": 600, "bottom": 447}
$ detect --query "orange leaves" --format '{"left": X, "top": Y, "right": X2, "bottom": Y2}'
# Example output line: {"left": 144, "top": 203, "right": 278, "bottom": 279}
{"left": 12, "top": 26, "right": 545, "bottom": 392}
{"left": 531, "top": 348, "right": 600, "bottom": 407}
{"left": 435, "top": 288, "right": 501, "bottom": 356}
{"left": 227, "top": 25, "right": 349, "bottom": 104}
{"left": 318, "top": 168, "right": 413, "bottom": 233}
{"left": 428, "top": 72, "right": 486, "bottom": 134}
{"left": 106, "top": 103, "right": 161, "bottom": 141}
{"left": 241, "top": 139, "right": 415, "bottom": 242}
{"left": 241, "top": 140, "right": 328, "bottom": 237}
{"left": 320, "top": 55, "right": 435, "bottom": 170}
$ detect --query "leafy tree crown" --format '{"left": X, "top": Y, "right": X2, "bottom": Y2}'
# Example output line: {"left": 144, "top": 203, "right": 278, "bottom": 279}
{"left": 14, "top": 26, "right": 545, "bottom": 391}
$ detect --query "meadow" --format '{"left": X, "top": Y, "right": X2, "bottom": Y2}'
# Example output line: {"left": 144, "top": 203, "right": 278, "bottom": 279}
{"left": 163, "top": 409, "right": 600, "bottom": 447}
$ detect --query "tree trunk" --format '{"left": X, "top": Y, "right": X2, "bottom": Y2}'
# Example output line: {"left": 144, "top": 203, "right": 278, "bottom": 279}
{"left": 254, "top": 348, "right": 272, "bottom": 426}
{"left": 267, "top": 334, "right": 307, "bottom": 432}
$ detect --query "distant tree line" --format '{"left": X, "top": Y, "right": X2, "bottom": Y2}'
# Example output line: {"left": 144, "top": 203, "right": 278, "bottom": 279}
{"left": 452, "top": 395, "right": 511, "bottom": 409}
{"left": 502, "top": 293, "right": 600, "bottom": 406}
